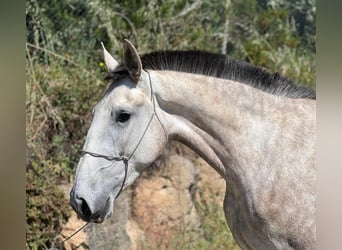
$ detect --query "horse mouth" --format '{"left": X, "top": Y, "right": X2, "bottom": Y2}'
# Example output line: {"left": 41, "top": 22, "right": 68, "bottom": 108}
{"left": 92, "top": 197, "right": 112, "bottom": 223}
{"left": 93, "top": 217, "right": 105, "bottom": 223}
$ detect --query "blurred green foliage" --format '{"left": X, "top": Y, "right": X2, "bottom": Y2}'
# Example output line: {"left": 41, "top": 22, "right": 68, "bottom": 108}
{"left": 26, "top": 161, "right": 70, "bottom": 250}
{"left": 26, "top": 0, "right": 316, "bottom": 86}
{"left": 26, "top": 0, "right": 315, "bottom": 248}
{"left": 26, "top": 62, "right": 106, "bottom": 248}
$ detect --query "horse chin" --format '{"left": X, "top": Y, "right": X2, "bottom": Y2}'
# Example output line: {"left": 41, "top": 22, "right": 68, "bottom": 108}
{"left": 91, "top": 195, "right": 114, "bottom": 224}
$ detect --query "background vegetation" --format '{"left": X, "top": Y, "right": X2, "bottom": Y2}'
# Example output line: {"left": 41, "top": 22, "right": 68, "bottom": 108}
{"left": 26, "top": 0, "right": 315, "bottom": 249}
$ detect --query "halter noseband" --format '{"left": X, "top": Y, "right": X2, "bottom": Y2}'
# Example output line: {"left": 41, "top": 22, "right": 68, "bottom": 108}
{"left": 80, "top": 70, "right": 167, "bottom": 200}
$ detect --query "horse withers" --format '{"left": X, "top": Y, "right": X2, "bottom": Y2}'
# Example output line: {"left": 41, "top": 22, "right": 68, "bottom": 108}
{"left": 70, "top": 39, "right": 316, "bottom": 249}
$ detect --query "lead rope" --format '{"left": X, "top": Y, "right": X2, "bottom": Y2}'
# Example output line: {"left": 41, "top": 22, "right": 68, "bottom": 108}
{"left": 61, "top": 222, "right": 89, "bottom": 243}
{"left": 61, "top": 70, "right": 167, "bottom": 244}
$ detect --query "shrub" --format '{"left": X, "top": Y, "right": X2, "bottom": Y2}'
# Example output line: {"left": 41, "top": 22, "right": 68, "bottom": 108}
{"left": 26, "top": 161, "right": 70, "bottom": 249}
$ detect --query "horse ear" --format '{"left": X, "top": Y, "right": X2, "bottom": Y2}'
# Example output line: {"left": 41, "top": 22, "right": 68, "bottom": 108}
{"left": 123, "top": 39, "right": 142, "bottom": 82}
{"left": 101, "top": 42, "right": 119, "bottom": 72}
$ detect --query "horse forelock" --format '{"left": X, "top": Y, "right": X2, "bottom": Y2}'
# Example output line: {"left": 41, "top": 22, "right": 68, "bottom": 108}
{"left": 104, "top": 66, "right": 130, "bottom": 82}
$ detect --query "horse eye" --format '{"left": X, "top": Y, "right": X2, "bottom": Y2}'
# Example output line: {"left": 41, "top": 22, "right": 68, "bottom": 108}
{"left": 117, "top": 112, "right": 131, "bottom": 123}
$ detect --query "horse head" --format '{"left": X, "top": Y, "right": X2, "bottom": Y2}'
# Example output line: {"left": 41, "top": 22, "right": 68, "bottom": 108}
{"left": 70, "top": 40, "right": 167, "bottom": 223}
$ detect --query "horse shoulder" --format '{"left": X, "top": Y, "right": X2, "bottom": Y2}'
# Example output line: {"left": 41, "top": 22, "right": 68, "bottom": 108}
{"left": 224, "top": 98, "right": 316, "bottom": 249}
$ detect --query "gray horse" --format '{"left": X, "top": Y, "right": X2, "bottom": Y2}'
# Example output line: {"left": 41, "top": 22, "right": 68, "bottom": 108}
{"left": 70, "top": 40, "right": 316, "bottom": 249}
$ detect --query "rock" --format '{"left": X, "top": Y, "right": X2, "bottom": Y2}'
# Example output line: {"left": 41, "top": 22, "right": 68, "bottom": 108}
{"left": 126, "top": 219, "right": 146, "bottom": 250}
{"left": 194, "top": 157, "right": 226, "bottom": 205}
{"left": 87, "top": 193, "right": 131, "bottom": 250}
{"left": 59, "top": 213, "right": 88, "bottom": 250}
{"left": 131, "top": 154, "right": 202, "bottom": 247}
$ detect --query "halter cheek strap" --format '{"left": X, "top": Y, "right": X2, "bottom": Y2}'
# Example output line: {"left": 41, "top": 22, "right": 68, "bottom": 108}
{"left": 80, "top": 70, "right": 167, "bottom": 200}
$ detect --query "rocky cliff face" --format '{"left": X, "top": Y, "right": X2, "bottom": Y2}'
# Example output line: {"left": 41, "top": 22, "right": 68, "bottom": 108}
{"left": 60, "top": 143, "right": 227, "bottom": 250}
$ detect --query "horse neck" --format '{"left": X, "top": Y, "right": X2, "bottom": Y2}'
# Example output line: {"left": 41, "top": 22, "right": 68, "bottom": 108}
{"left": 150, "top": 70, "right": 314, "bottom": 181}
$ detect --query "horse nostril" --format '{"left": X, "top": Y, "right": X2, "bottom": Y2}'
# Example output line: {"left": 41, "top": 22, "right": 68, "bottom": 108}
{"left": 80, "top": 198, "right": 92, "bottom": 220}
{"left": 70, "top": 188, "right": 93, "bottom": 221}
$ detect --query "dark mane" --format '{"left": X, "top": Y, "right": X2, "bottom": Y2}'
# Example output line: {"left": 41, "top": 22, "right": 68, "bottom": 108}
{"left": 107, "top": 51, "right": 316, "bottom": 99}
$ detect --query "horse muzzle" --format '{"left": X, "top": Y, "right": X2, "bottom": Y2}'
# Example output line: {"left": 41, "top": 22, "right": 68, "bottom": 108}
{"left": 70, "top": 187, "right": 111, "bottom": 223}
